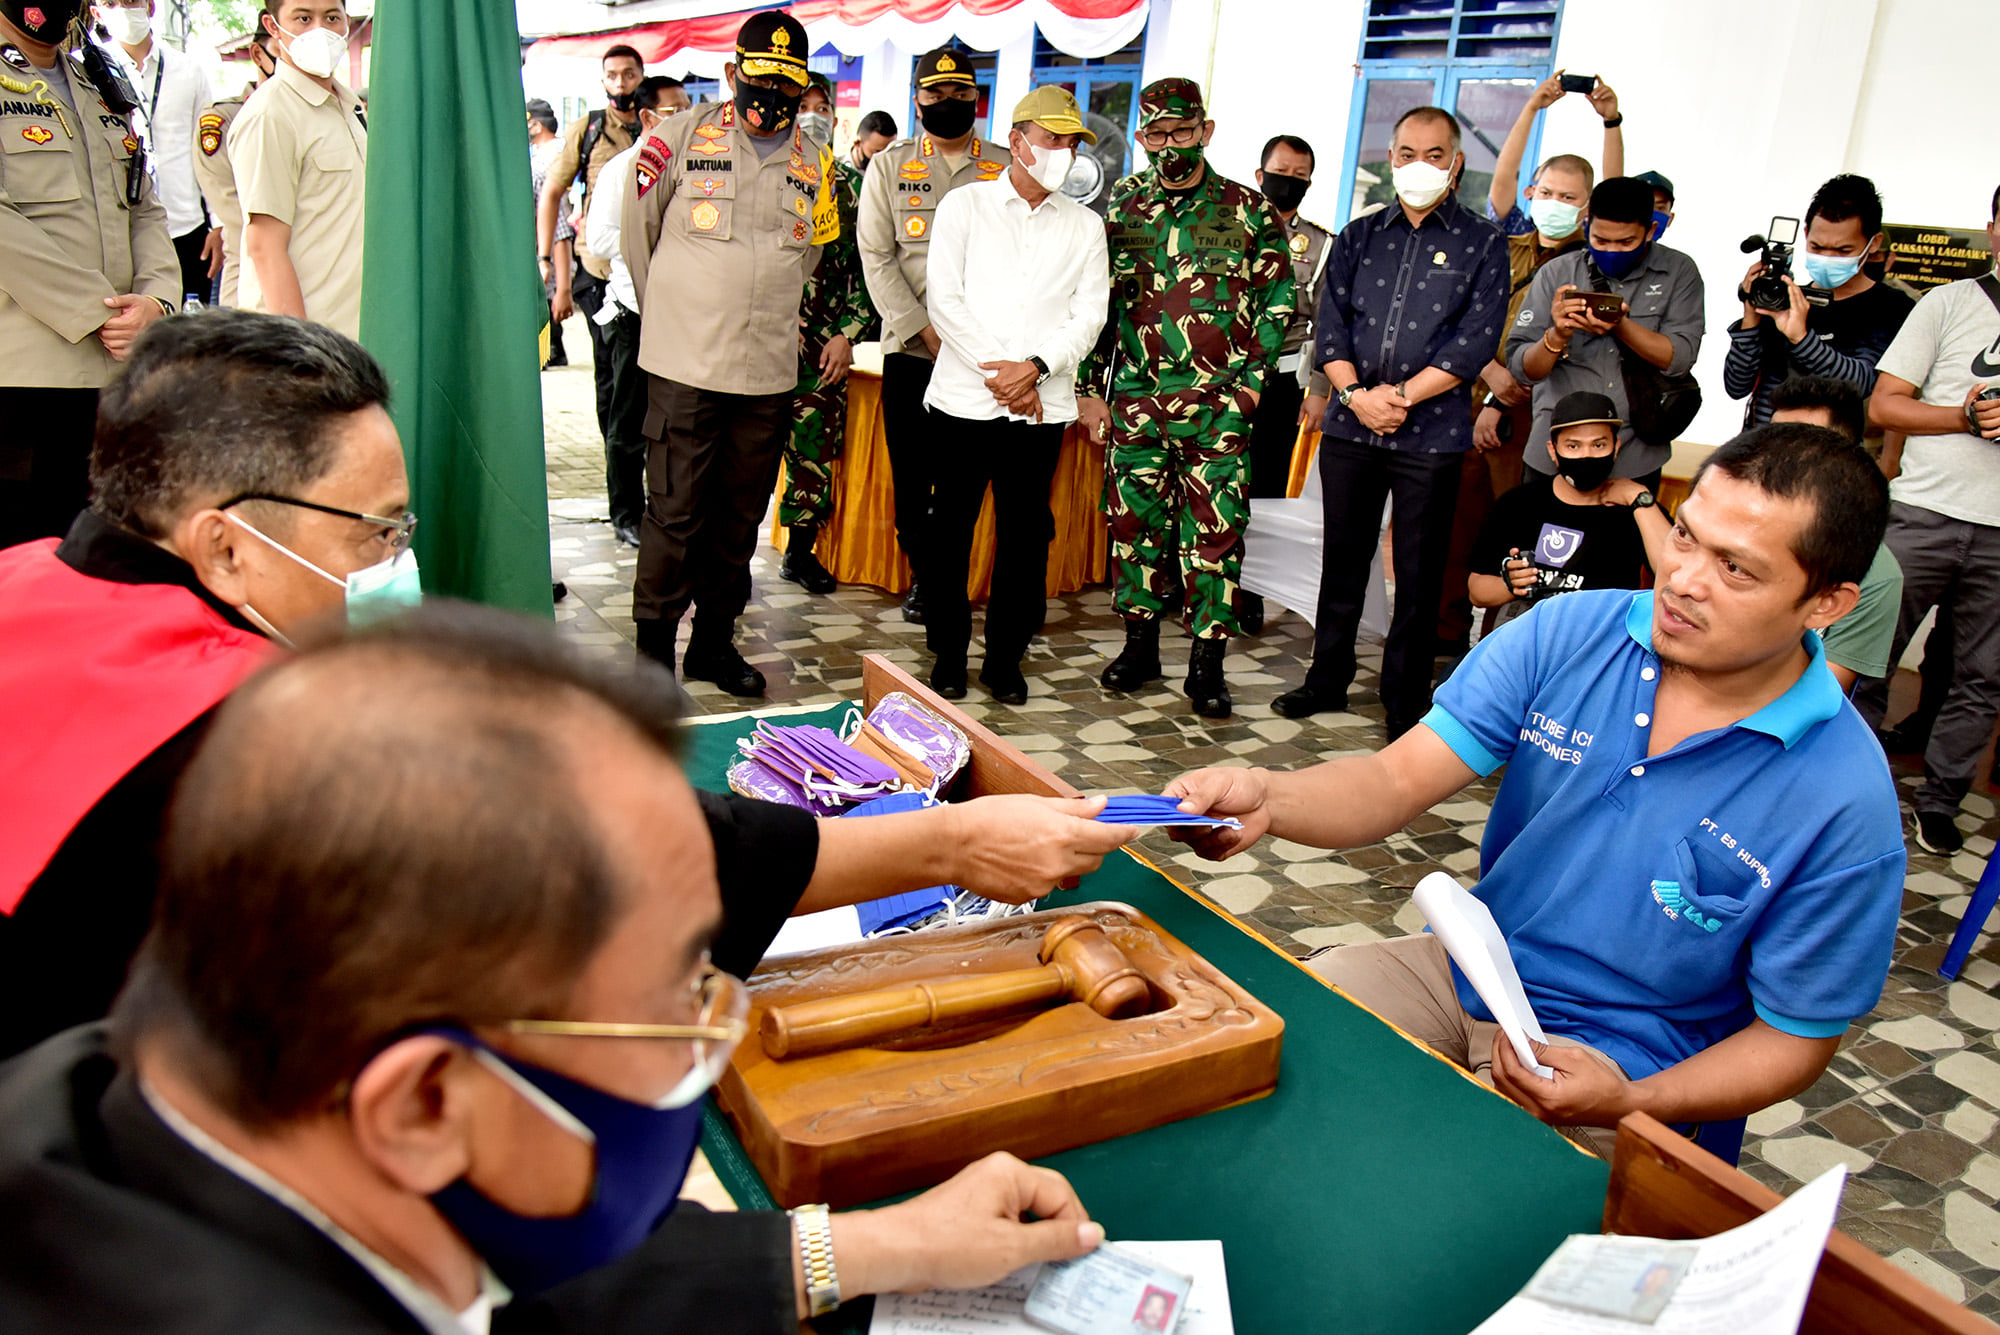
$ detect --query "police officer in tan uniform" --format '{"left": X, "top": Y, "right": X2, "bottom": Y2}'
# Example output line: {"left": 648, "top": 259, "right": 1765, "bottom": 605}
{"left": 622, "top": 11, "right": 837, "bottom": 696}
{"left": 856, "top": 45, "right": 1008, "bottom": 623}
{"left": 230, "top": 0, "right": 366, "bottom": 337}
{"left": 0, "top": 0, "right": 178, "bottom": 547}
{"left": 190, "top": 28, "right": 274, "bottom": 308}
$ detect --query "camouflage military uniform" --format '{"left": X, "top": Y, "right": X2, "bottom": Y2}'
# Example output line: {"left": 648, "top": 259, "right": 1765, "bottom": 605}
{"left": 1081, "top": 121, "right": 1293, "bottom": 641}
{"left": 780, "top": 155, "right": 873, "bottom": 529}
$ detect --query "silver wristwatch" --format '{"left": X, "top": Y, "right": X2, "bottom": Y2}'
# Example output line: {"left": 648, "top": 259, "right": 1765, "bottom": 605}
{"left": 1337, "top": 382, "right": 1363, "bottom": 407}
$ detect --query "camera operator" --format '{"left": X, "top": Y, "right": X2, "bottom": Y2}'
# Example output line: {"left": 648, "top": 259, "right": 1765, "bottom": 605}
{"left": 1507, "top": 176, "right": 1706, "bottom": 487}
{"left": 1723, "top": 174, "right": 1913, "bottom": 429}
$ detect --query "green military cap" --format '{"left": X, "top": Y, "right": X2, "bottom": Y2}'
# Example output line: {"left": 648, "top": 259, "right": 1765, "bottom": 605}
{"left": 1011, "top": 85, "right": 1097, "bottom": 145}
{"left": 736, "top": 10, "right": 810, "bottom": 88}
{"left": 1138, "top": 77, "right": 1205, "bottom": 128}
{"left": 806, "top": 70, "right": 834, "bottom": 101}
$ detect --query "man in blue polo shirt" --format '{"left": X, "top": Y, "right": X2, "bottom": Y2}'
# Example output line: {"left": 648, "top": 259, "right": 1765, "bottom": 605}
{"left": 1167, "top": 423, "right": 1903, "bottom": 1156}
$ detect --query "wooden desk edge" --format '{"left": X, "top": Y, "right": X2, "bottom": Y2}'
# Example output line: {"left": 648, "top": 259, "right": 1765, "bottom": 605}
{"left": 1607, "top": 1113, "right": 1997, "bottom": 1333}
{"left": 860, "top": 655, "right": 1083, "bottom": 800}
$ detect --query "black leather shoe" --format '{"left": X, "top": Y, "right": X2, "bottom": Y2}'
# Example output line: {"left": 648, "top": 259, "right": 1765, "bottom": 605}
{"left": 980, "top": 662, "right": 1028, "bottom": 705}
{"left": 780, "top": 547, "right": 837, "bottom": 595}
{"left": 1238, "top": 591, "right": 1266, "bottom": 636}
{"left": 1185, "top": 639, "right": 1232, "bottom": 719}
{"left": 613, "top": 522, "right": 641, "bottom": 548}
{"left": 901, "top": 581, "right": 926, "bottom": 624}
{"left": 929, "top": 658, "right": 967, "bottom": 699}
{"left": 1100, "top": 618, "right": 1162, "bottom": 692}
{"left": 1272, "top": 684, "right": 1347, "bottom": 719}
{"left": 682, "top": 640, "right": 766, "bottom": 696}
{"left": 552, "top": 580, "right": 568, "bottom": 603}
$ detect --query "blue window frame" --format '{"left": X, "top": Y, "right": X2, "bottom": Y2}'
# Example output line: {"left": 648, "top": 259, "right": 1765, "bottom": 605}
{"left": 1336, "top": 0, "right": 1565, "bottom": 229}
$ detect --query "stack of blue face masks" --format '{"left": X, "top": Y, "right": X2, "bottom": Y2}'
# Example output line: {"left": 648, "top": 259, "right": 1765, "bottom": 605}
{"left": 841, "top": 791, "right": 961, "bottom": 933}
{"left": 1094, "top": 794, "right": 1244, "bottom": 830}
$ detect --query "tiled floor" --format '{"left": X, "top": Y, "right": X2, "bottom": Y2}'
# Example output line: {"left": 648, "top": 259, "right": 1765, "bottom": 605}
{"left": 539, "top": 323, "right": 2000, "bottom": 1320}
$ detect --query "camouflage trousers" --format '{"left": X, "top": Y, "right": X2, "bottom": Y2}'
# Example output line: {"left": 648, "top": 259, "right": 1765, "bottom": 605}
{"left": 1103, "top": 387, "right": 1253, "bottom": 640}
{"left": 779, "top": 361, "right": 848, "bottom": 529}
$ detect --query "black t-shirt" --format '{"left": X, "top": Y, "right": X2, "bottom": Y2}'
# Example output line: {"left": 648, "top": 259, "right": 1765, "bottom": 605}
{"left": 1470, "top": 476, "right": 1647, "bottom": 607}
{"left": 1733, "top": 280, "right": 1915, "bottom": 427}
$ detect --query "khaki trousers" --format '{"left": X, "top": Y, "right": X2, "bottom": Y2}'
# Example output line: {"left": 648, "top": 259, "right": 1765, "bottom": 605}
{"left": 1307, "top": 934, "right": 1623, "bottom": 1158}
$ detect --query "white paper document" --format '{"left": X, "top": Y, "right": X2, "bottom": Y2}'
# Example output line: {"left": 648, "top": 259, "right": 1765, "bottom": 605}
{"left": 764, "top": 905, "right": 864, "bottom": 956}
{"left": 1472, "top": 1166, "right": 1846, "bottom": 1334}
{"left": 1411, "top": 872, "right": 1554, "bottom": 1078}
{"left": 870, "top": 1240, "right": 1233, "bottom": 1335}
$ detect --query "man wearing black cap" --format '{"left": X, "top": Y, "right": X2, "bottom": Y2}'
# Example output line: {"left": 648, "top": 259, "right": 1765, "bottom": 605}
{"left": 1468, "top": 390, "right": 1663, "bottom": 624}
{"left": 857, "top": 45, "right": 1009, "bottom": 623}
{"left": 622, "top": 11, "right": 839, "bottom": 695}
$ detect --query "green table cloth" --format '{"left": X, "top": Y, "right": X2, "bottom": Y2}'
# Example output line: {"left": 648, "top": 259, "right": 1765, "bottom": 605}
{"left": 687, "top": 705, "right": 1608, "bottom": 1334}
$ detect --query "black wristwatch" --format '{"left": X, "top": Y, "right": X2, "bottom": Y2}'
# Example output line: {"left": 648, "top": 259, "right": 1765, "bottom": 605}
{"left": 1029, "top": 355, "right": 1050, "bottom": 385}
{"left": 1337, "top": 382, "right": 1364, "bottom": 407}
{"left": 1602, "top": 114, "right": 1624, "bottom": 128}
{"left": 1629, "top": 489, "right": 1656, "bottom": 510}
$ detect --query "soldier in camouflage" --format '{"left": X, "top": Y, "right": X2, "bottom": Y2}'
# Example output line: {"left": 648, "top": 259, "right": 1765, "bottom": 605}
{"left": 778, "top": 73, "right": 876, "bottom": 595}
{"left": 1078, "top": 78, "right": 1294, "bottom": 719}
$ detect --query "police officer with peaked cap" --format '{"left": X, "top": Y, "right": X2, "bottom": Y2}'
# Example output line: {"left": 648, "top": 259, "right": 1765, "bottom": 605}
{"left": 622, "top": 9, "right": 838, "bottom": 697}
{"left": 856, "top": 43, "right": 1009, "bottom": 623}
{"left": 0, "top": 0, "right": 178, "bottom": 549}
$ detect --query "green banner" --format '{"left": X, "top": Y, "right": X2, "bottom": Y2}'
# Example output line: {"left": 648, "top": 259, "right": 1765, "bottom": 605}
{"left": 359, "top": 0, "right": 553, "bottom": 617}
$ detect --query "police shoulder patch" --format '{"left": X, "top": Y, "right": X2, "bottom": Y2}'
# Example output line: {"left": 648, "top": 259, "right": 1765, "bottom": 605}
{"left": 635, "top": 163, "right": 658, "bottom": 197}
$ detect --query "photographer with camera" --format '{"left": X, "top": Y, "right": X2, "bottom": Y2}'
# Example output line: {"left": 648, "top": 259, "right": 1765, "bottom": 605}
{"left": 1852, "top": 185, "right": 2000, "bottom": 855}
{"left": 1507, "top": 177, "right": 1706, "bottom": 488}
{"left": 1722, "top": 175, "right": 1913, "bottom": 430}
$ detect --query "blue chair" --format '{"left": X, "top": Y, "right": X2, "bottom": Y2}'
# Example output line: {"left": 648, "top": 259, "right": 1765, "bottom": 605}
{"left": 1940, "top": 846, "right": 2000, "bottom": 980}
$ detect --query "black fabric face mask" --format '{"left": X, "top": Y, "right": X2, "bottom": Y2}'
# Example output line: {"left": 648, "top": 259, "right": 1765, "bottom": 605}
{"left": 1556, "top": 451, "right": 1617, "bottom": 493}
{"left": 735, "top": 79, "right": 802, "bottom": 135}
{"left": 918, "top": 96, "right": 976, "bottom": 140}
{"left": 607, "top": 91, "right": 637, "bottom": 113}
{"left": 1261, "top": 173, "right": 1310, "bottom": 213}
{"left": 2, "top": 0, "right": 82, "bottom": 40}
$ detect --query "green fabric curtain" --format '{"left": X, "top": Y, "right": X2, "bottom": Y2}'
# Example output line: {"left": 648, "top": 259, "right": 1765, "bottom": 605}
{"left": 359, "top": 0, "right": 554, "bottom": 617}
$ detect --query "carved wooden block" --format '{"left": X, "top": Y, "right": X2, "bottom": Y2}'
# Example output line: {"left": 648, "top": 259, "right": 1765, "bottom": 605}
{"left": 715, "top": 901, "right": 1285, "bottom": 1208}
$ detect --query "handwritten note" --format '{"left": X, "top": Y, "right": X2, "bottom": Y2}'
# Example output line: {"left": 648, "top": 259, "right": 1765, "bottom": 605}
{"left": 871, "top": 1241, "right": 1232, "bottom": 1335}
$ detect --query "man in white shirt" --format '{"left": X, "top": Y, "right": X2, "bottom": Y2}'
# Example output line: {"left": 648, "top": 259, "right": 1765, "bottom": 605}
{"left": 921, "top": 86, "right": 1109, "bottom": 704}
{"left": 1856, "top": 184, "right": 2000, "bottom": 856}
{"left": 96, "top": 0, "right": 219, "bottom": 303}
{"left": 584, "top": 76, "right": 683, "bottom": 544}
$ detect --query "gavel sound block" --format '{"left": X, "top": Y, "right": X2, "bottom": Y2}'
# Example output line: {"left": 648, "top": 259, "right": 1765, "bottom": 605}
{"left": 714, "top": 902, "right": 1284, "bottom": 1209}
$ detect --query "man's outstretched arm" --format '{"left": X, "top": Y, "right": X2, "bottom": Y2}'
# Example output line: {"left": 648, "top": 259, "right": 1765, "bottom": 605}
{"left": 1166, "top": 725, "right": 1479, "bottom": 860}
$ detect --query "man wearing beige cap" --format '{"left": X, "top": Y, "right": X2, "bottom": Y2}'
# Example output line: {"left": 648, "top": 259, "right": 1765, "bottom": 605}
{"left": 920, "top": 86, "right": 1109, "bottom": 704}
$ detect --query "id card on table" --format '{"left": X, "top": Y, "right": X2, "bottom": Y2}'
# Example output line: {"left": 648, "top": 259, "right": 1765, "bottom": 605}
{"left": 1024, "top": 1244, "right": 1194, "bottom": 1335}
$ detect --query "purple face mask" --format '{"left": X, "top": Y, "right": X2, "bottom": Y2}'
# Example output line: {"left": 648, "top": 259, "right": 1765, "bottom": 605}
{"left": 741, "top": 722, "right": 901, "bottom": 814}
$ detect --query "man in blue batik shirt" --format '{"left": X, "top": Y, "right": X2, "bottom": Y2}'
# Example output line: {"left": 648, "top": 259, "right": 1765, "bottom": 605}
{"left": 1170, "top": 423, "right": 1904, "bottom": 1157}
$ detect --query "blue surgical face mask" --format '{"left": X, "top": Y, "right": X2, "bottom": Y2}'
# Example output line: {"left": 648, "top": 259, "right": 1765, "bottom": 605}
{"left": 1528, "top": 197, "right": 1581, "bottom": 240}
{"left": 227, "top": 513, "right": 423, "bottom": 630}
{"left": 1649, "top": 210, "right": 1671, "bottom": 241}
{"left": 1803, "top": 251, "right": 1865, "bottom": 290}
{"left": 1589, "top": 240, "right": 1648, "bottom": 281}
{"left": 426, "top": 1030, "right": 711, "bottom": 1295}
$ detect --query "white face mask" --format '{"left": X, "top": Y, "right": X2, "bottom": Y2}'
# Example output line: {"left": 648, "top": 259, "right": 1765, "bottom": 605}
{"left": 275, "top": 17, "right": 349, "bottom": 80}
{"left": 1391, "top": 159, "right": 1454, "bottom": 210}
{"left": 1020, "top": 140, "right": 1074, "bottom": 193}
{"left": 98, "top": 6, "right": 151, "bottom": 45}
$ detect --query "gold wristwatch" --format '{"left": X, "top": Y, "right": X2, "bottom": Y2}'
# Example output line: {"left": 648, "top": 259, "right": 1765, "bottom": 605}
{"left": 791, "top": 1203, "right": 841, "bottom": 1316}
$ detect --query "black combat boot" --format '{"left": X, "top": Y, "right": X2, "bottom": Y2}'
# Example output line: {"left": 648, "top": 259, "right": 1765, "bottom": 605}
{"left": 1185, "top": 638, "right": 1231, "bottom": 719}
{"left": 682, "top": 620, "right": 766, "bottom": 697}
{"left": 780, "top": 526, "right": 837, "bottom": 594}
{"left": 1100, "top": 618, "right": 1162, "bottom": 692}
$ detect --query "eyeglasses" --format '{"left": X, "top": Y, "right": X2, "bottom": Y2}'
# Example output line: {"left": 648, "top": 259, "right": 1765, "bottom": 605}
{"left": 501, "top": 961, "right": 751, "bottom": 1089}
{"left": 1137, "top": 123, "right": 1203, "bottom": 149}
{"left": 221, "top": 492, "right": 419, "bottom": 558}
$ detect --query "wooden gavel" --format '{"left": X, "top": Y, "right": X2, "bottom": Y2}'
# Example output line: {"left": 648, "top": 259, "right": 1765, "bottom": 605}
{"left": 761, "top": 916, "right": 1152, "bottom": 1060}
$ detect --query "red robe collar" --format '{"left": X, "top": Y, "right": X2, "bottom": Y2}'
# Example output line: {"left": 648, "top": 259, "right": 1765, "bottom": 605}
{"left": 0, "top": 540, "right": 274, "bottom": 912}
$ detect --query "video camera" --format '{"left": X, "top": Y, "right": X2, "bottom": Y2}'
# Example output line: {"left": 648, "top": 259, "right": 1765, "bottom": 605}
{"left": 1739, "top": 216, "right": 1829, "bottom": 311}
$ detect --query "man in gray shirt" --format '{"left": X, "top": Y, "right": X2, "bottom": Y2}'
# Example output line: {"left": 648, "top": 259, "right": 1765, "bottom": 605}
{"left": 1507, "top": 176, "right": 1704, "bottom": 485}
